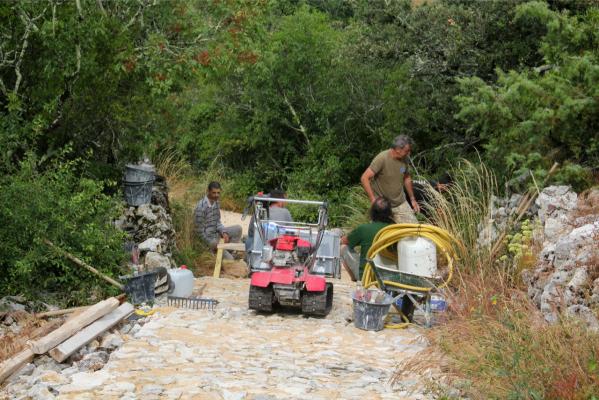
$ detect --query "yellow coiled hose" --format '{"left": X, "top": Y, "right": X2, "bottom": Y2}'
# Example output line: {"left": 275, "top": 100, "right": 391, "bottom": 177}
{"left": 360, "top": 223, "right": 461, "bottom": 328}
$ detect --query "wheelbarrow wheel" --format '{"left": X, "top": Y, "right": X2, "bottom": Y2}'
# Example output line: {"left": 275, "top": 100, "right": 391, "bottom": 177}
{"left": 401, "top": 295, "right": 415, "bottom": 322}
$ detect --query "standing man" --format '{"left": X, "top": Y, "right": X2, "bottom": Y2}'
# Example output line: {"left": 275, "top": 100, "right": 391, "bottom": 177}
{"left": 360, "top": 135, "right": 419, "bottom": 224}
{"left": 194, "top": 181, "right": 242, "bottom": 260}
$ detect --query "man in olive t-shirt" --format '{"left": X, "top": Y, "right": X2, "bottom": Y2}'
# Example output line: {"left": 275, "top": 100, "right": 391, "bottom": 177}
{"left": 360, "top": 135, "right": 419, "bottom": 223}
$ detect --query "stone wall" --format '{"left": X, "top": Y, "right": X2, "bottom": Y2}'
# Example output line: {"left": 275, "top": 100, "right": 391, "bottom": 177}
{"left": 114, "top": 175, "right": 176, "bottom": 272}
{"left": 521, "top": 186, "right": 599, "bottom": 329}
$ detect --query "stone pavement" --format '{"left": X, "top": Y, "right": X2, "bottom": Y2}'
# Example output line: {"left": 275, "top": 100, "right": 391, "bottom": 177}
{"left": 57, "top": 277, "right": 431, "bottom": 400}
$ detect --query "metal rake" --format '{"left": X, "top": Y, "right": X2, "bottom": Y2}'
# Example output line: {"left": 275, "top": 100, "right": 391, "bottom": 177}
{"left": 167, "top": 296, "right": 219, "bottom": 310}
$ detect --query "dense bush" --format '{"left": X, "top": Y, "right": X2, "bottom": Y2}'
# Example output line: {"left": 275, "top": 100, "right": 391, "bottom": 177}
{"left": 0, "top": 155, "right": 126, "bottom": 306}
{"left": 457, "top": 2, "right": 599, "bottom": 191}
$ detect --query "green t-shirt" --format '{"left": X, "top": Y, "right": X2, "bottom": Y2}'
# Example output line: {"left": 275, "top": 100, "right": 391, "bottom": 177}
{"left": 347, "top": 221, "right": 389, "bottom": 279}
{"left": 369, "top": 150, "right": 409, "bottom": 207}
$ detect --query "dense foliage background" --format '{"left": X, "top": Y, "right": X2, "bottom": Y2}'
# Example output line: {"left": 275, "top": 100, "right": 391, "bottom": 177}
{"left": 1, "top": 0, "right": 597, "bottom": 299}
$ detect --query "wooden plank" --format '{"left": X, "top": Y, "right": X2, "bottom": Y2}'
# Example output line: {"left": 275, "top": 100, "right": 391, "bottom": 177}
{"left": 216, "top": 242, "right": 246, "bottom": 252}
{"left": 0, "top": 348, "right": 34, "bottom": 384}
{"left": 30, "top": 297, "right": 119, "bottom": 354}
{"left": 49, "top": 303, "right": 134, "bottom": 363}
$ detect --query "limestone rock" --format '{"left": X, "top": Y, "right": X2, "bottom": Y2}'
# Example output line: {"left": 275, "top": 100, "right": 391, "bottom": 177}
{"left": 100, "top": 333, "right": 124, "bottom": 350}
{"left": 139, "top": 238, "right": 163, "bottom": 253}
{"left": 78, "top": 351, "right": 109, "bottom": 372}
{"left": 59, "top": 370, "right": 112, "bottom": 393}
{"left": 536, "top": 185, "right": 578, "bottom": 224}
{"left": 566, "top": 305, "right": 599, "bottom": 331}
{"left": 144, "top": 252, "right": 171, "bottom": 270}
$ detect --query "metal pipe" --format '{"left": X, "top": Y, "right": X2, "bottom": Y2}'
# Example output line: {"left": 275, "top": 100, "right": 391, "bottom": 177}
{"left": 252, "top": 196, "right": 325, "bottom": 206}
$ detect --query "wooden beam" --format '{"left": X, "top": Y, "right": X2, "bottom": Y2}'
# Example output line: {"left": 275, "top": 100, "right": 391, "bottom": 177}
{"left": 0, "top": 348, "right": 34, "bottom": 384}
{"left": 30, "top": 297, "right": 119, "bottom": 354}
{"left": 49, "top": 303, "right": 133, "bottom": 363}
{"left": 213, "top": 247, "right": 224, "bottom": 278}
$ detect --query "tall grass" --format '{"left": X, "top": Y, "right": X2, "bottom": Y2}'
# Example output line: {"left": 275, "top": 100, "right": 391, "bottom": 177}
{"left": 340, "top": 185, "right": 371, "bottom": 232}
{"left": 394, "top": 161, "right": 599, "bottom": 399}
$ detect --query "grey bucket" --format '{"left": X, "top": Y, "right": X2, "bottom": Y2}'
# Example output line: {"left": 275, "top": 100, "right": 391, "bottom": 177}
{"left": 124, "top": 163, "right": 155, "bottom": 183}
{"left": 123, "top": 271, "right": 157, "bottom": 304}
{"left": 124, "top": 180, "right": 154, "bottom": 206}
{"left": 352, "top": 297, "right": 393, "bottom": 331}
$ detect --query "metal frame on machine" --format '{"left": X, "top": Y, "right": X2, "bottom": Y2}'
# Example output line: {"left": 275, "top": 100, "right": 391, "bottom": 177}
{"left": 245, "top": 196, "right": 340, "bottom": 278}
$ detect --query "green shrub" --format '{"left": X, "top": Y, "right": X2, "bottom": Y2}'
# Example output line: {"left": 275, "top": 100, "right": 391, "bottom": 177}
{"left": 0, "top": 155, "right": 126, "bottom": 306}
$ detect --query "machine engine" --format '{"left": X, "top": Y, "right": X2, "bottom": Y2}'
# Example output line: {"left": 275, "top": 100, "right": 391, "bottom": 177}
{"left": 269, "top": 235, "right": 311, "bottom": 267}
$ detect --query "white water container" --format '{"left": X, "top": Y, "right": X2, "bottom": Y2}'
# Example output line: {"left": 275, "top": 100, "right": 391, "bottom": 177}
{"left": 168, "top": 266, "right": 194, "bottom": 298}
{"left": 397, "top": 237, "right": 437, "bottom": 278}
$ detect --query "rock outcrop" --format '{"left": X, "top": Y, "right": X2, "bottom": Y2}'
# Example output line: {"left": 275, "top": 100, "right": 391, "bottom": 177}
{"left": 522, "top": 187, "right": 599, "bottom": 329}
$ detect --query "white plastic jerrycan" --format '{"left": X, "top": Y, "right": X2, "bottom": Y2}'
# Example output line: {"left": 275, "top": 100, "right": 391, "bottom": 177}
{"left": 397, "top": 237, "right": 437, "bottom": 278}
{"left": 168, "top": 265, "right": 194, "bottom": 298}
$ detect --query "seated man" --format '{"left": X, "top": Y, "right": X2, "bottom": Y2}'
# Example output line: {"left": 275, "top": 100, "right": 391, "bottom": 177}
{"left": 340, "top": 197, "right": 393, "bottom": 281}
{"left": 246, "top": 189, "right": 293, "bottom": 253}
{"left": 194, "top": 181, "right": 242, "bottom": 260}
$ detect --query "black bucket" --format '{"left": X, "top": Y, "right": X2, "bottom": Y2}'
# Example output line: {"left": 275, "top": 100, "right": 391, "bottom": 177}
{"left": 123, "top": 271, "right": 157, "bottom": 304}
{"left": 124, "top": 164, "right": 155, "bottom": 183}
{"left": 352, "top": 297, "right": 393, "bottom": 331}
{"left": 123, "top": 180, "right": 154, "bottom": 206}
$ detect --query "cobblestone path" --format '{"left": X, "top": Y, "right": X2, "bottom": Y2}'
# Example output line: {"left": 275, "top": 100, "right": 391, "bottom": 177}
{"left": 58, "top": 277, "right": 430, "bottom": 400}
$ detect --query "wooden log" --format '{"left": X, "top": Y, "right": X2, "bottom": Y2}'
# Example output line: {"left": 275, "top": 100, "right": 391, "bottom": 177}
{"left": 49, "top": 303, "right": 134, "bottom": 363}
{"left": 30, "top": 297, "right": 119, "bottom": 354}
{"left": 0, "top": 348, "right": 34, "bottom": 384}
{"left": 36, "top": 294, "right": 125, "bottom": 319}
{"left": 43, "top": 239, "right": 124, "bottom": 290}
{"left": 35, "top": 306, "right": 89, "bottom": 319}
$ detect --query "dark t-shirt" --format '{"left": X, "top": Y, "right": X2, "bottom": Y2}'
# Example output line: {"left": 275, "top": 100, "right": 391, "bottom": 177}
{"left": 347, "top": 221, "right": 389, "bottom": 279}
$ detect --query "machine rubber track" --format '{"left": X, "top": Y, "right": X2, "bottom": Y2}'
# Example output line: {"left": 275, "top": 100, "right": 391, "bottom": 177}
{"left": 249, "top": 285, "right": 274, "bottom": 312}
{"left": 301, "top": 283, "right": 333, "bottom": 316}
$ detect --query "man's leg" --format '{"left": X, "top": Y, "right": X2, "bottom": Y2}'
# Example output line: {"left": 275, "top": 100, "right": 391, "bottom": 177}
{"left": 222, "top": 225, "right": 243, "bottom": 260}
{"left": 340, "top": 245, "right": 360, "bottom": 282}
{"left": 392, "top": 201, "right": 418, "bottom": 224}
{"left": 223, "top": 225, "right": 242, "bottom": 242}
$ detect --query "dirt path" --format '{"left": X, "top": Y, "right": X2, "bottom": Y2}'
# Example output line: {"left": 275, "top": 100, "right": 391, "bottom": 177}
{"left": 56, "top": 277, "right": 431, "bottom": 399}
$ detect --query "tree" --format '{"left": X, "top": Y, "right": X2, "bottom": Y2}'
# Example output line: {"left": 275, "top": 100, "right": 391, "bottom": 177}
{"left": 456, "top": 2, "right": 599, "bottom": 189}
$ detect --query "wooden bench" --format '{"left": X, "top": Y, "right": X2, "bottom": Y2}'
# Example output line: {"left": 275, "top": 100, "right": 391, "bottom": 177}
{"left": 213, "top": 242, "right": 246, "bottom": 278}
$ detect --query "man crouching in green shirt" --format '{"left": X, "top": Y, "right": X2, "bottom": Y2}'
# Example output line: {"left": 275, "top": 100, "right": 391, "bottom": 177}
{"left": 340, "top": 197, "right": 394, "bottom": 281}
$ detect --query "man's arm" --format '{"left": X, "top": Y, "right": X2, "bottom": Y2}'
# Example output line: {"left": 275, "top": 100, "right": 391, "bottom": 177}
{"left": 194, "top": 201, "right": 209, "bottom": 242}
{"left": 404, "top": 174, "right": 420, "bottom": 213}
{"left": 360, "top": 167, "right": 377, "bottom": 204}
{"left": 215, "top": 203, "right": 228, "bottom": 242}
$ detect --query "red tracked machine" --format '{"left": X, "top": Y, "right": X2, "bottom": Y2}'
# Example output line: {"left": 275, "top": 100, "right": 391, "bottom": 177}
{"left": 244, "top": 197, "right": 341, "bottom": 316}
